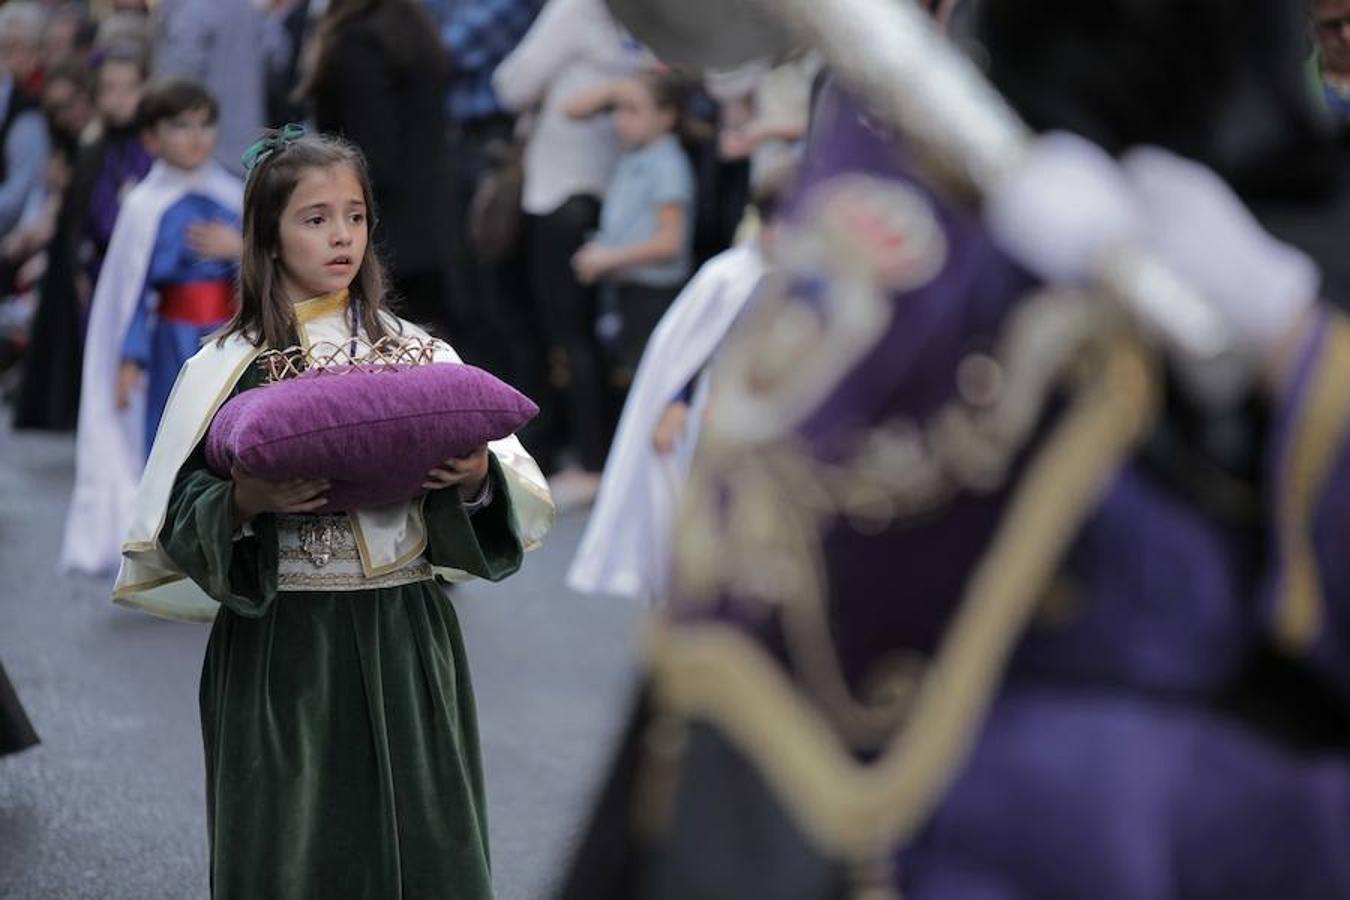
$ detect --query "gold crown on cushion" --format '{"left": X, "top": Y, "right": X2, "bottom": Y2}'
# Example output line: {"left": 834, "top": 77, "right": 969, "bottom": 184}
{"left": 255, "top": 336, "right": 441, "bottom": 384}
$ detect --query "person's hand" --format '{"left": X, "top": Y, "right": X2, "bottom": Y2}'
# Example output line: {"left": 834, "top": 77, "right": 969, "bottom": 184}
{"left": 1121, "top": 146, "right": 1319, "bottom": 374}
{"left": 0, "top": 223, "right": 44, "bottom": 260}
{"left": 188, "top": 221, "right": 243, "bottom": 261}
{"left": 424, "top": 445, "right": 490, "bottom": 501}
{"left": 652, "top": 401, "right": 690, "bottom": 454}
{"left": 15, "top": 250, "right": 46, "bottom": 292}
{"left": 230, "top": 462, "right": 329, "bottom": 525}
{"left": 719, "top": 128, "right": 755, "bottom": 160}
{"left": 0, "top": 230, "right": 22, "bottom": 260}
{"left": 115, "top": 361, "right": 144, "bottom": 409}
{"left": 571, "top": 243, "right": 616, "bottom": 285}
{"left": 983, "top": 130, "right": 1142, "bottom": 285}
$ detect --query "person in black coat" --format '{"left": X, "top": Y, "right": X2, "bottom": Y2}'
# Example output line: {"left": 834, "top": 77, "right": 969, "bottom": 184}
{"left": 0, "top": 660, "right": 38, "bottom": 757}
{"left": 303, "top": 0, "right": 456, "bottom": 338}
{"left": 15, "top": 49, "right": 153, "bottom": 431}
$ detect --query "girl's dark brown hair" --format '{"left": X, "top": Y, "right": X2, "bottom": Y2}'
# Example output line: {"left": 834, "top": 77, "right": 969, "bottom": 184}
{"left": 219, "top": 132, "right": 394, "bottom": 350}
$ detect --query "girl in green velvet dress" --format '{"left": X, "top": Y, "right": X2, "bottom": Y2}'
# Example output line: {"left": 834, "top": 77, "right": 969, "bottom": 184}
{"left": 122, "top": 131, "right": 550, "bottom": 898}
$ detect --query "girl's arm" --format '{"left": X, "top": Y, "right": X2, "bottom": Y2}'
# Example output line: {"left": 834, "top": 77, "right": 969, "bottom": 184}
{"left": 160, "top": 442, "right": 283, "bottom": 618}
{"left": 572, "top": 203, "right": 686, "bottom": 284}
{"left": 158, "top": 369, "right": 324, "bottom": 617}
{"left": 424, "top": 451, "right": 525, "bottom": 582}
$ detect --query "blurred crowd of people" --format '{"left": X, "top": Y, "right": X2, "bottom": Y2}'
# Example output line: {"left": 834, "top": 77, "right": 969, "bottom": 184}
{"left": 0, "top": 0, "right": 819, "bottom": 513}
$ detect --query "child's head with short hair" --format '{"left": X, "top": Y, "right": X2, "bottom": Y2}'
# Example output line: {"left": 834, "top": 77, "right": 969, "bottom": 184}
{"left": 223, "top": 131, "right": 392, "bottom": 350}
{"left": 94, "top": 47, "right": 146, "bottom": 129}
{"left": 137, "top": 78, "right": 218, "bottom": 171}
{"left": 613, "top": 69, "right": 689, "bottom": 150}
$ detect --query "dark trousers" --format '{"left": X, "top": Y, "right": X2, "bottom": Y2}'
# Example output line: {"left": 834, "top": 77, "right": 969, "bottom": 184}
{"left": 443, "top": 120, "right": 562, "bottom": 471}
{"left": 610, "top": 281, "right": 680, "bottom": 377}
{"left": 528, "top": 195, "right": 611, "bottom": 473}
{"left": 444, "top": 119, "right": 526, "bottom": 380}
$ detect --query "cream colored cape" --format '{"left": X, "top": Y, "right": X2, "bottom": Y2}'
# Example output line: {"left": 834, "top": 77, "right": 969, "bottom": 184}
{"left": 112, "top": 293, "right": 555, "bottom": 622}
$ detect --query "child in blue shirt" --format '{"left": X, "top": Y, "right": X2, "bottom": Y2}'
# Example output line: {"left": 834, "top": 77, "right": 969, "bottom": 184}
{"left": 569, "top": 69, "right": 696, "bottom": 382}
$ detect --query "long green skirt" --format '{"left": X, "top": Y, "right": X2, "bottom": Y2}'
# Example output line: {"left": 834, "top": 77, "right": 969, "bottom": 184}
{"left": 201, "top": 584, "right": 493, "bottom": 899}
{"left": 161, "top": 405, "right": 523, "bottom": 898}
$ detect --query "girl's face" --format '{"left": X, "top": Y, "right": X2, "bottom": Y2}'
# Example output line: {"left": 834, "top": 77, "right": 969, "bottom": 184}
{"left": 613, "top": 79, "right": 676, "bottom": 149}
{"left": 96, "top": 60, "right": 144, "bottom": 128}
{"left": 275, "top": 164, "right": 369, "bottom": 303}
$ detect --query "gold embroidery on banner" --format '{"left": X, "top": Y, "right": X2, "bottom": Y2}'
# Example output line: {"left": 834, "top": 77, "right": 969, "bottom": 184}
{"left": 650, "top": 333, "right": 1156, "bottom": 861}
{"left": 704, "top": 175, "right": 946, "bottom": 446}
{"left": 676, "top": 292, "right": 1112, "bottom": 747}
{"left": 1275, "top": 316, "right": 1350, "bottom": 651}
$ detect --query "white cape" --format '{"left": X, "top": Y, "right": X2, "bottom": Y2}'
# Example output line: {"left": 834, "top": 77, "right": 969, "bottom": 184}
{"left": 61, "top": 160, "right": 243, "bottom": 575}
{"left": 113, "top": 299, "right": 555, "bottom": 623}
{"left": 567, "top": 244, "right": 766, "bottom": 601}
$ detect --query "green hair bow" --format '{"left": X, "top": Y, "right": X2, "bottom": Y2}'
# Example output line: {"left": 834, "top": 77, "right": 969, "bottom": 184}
{"left": 241, "top": 123, "right": 308, "bottom": 173}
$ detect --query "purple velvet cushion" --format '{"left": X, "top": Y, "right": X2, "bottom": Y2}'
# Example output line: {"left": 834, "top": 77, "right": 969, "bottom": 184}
{"left": 206, "top": 363, "right": 538, "bottom": 512}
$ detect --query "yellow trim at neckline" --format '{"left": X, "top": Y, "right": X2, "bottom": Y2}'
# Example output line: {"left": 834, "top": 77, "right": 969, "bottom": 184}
{"left": 292, "top": 288, "right": 350, "bottom": 325}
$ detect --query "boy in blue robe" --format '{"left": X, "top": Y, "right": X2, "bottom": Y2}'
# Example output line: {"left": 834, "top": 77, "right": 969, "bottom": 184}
{"left": 114, "top": 79, "right": 243, "bottom": 457}
{"left": 62, "top": 78, "right": 242, "bottom": 575}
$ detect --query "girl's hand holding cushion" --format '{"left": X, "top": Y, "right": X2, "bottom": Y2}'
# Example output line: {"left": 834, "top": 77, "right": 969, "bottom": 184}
{"left": 230, "top": 461, "right": 329, "bottom": 526}
{"left": 423, "top": 445, "right": 490, "bottom": 502}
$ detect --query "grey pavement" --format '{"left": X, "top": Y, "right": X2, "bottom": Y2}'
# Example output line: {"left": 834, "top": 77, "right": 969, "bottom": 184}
{"left": 0, "top": 422, "right": 643, "bottom": 899}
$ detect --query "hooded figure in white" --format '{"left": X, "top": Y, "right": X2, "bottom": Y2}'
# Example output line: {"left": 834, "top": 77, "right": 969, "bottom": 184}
{"left": 567, "top": 240, "right": 768, "bottom": 601}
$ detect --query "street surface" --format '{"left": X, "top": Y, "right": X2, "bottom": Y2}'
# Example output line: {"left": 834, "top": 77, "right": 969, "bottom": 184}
{"left": 0, "top": 422, "right": 642, "bottom": 899}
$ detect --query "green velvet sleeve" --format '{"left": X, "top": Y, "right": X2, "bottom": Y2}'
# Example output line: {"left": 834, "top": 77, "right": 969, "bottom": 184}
{"left": 424, "top": 453, "right": 524, "bottom": 583}
{"left": 159, "top": 441, "right": 280, "bottom": 618}
{"left": 158, "top": 364, "right": 279, "bottom": 618}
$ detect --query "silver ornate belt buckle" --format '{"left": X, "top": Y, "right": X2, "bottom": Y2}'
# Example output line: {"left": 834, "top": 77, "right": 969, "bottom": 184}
{"left": 298, "top": 518, "right": 340, "bottom": 568}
